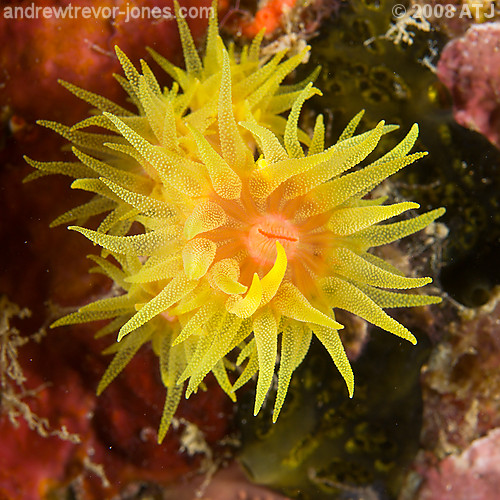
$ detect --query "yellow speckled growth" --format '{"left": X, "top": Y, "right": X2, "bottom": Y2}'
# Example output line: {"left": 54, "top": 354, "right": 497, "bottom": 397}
{"left": 26, "top": 0, "right": 444, "bottom": 443}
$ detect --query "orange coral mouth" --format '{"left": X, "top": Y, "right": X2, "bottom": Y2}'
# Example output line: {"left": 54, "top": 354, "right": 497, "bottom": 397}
{"left": 257, "top": 228, "right": 298, "bottom": 242}
{"left": 247, "top": 215, "right": 299, "bottom": 267}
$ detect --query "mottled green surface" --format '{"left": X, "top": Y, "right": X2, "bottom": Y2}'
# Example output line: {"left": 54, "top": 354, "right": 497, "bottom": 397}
{"left": 303, "top": 0, "right": 500, "bottom": 306}
{"left": 238, "top": 330, "right": 430, "bottom": 499}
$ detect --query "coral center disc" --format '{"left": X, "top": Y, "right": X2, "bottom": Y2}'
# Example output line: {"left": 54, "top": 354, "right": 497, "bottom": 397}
{"left": 247, "top": 215, "right": 299, "bottom": 267}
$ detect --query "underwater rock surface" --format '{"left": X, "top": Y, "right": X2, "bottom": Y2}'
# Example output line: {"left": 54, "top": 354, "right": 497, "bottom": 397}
{"left": 420, "top": 291, "right": 500, "bottom": 455}
{"left": 438, "top": 22, "right": 500, "bottom": 148}
{"left": 416, "top": 427, "right": 500, "bottom": 500}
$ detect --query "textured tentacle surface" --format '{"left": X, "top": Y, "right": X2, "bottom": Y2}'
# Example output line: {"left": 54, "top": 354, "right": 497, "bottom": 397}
{"left": 30, "top": 0, "right": 446, "bottom": 443}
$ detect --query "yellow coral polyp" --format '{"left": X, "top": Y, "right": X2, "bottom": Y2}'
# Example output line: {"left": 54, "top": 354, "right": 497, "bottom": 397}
{"left": 26, "top": 0, "right": 445, "bottom": 443}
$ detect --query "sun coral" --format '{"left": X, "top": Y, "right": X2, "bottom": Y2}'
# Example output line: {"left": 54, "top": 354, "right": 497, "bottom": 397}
{"left": 26, "top": 0, "right": 445, "bottom": 443}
